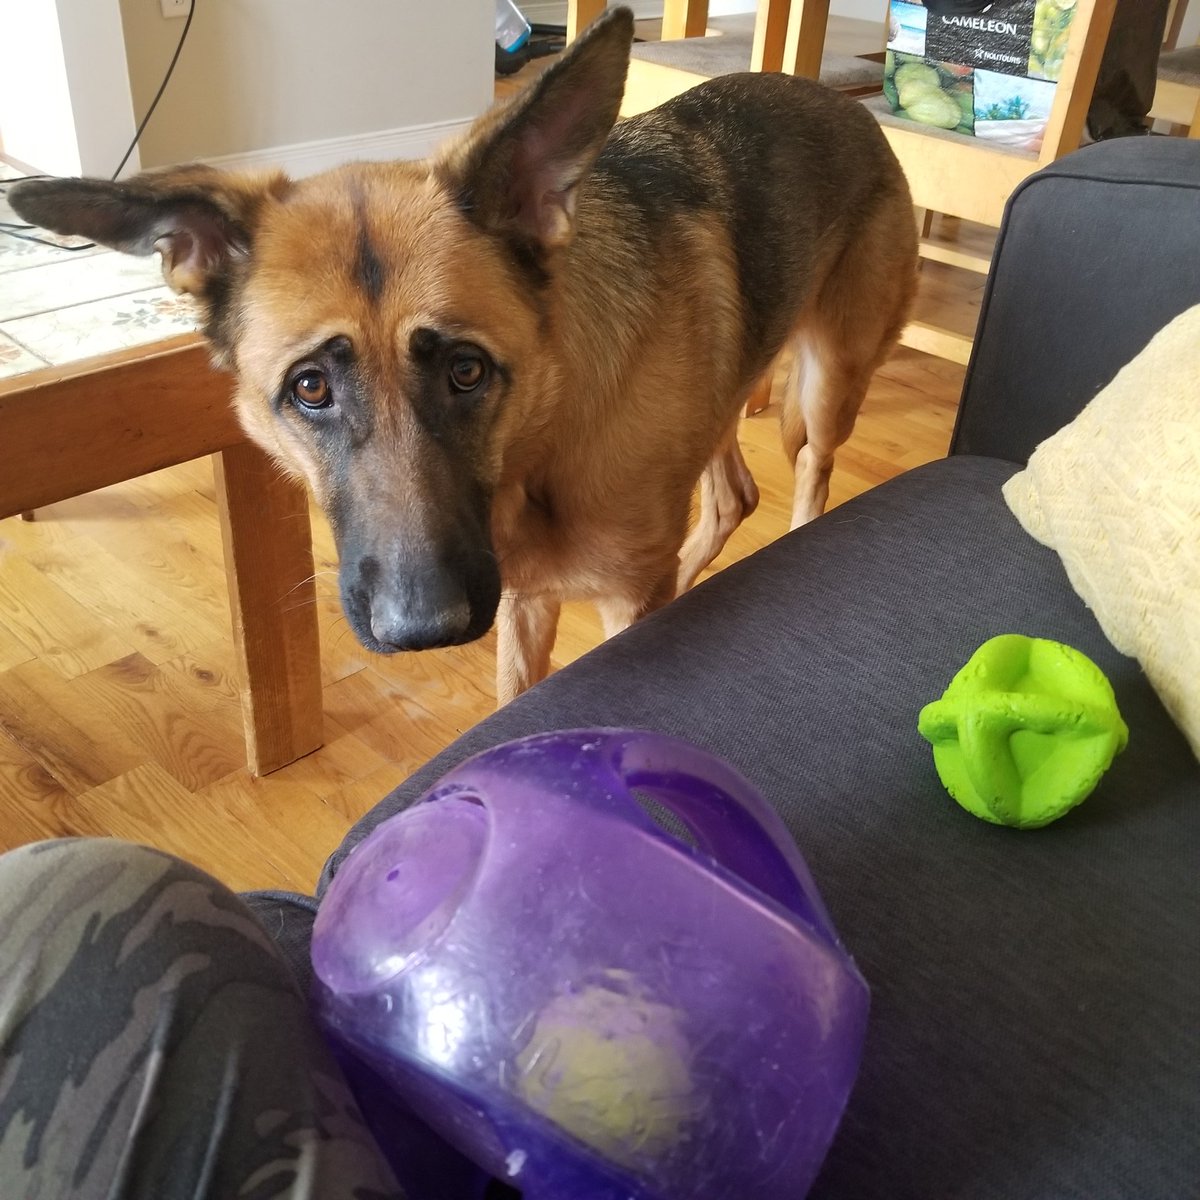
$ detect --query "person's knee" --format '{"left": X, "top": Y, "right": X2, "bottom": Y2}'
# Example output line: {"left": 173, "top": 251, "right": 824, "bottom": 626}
{"left": 0, "top": 838, "right": 287, "bottom": 1002}
{"left": 0, "top": 841, "right": 396, "bottom": 1199}
{"left": 0, "top": 838, "right": 207, "bottom": 924}
{"left": 1, "top": 835, "right": 175, "bottom": 883}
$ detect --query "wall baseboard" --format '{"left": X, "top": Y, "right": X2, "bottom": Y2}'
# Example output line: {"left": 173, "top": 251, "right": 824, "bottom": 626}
{"left": 202, "top": 116, "right": 476, "bottom": 178}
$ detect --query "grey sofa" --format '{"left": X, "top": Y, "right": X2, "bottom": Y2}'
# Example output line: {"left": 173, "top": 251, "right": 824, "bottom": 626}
{"left": 252, "top": 137, "right": 1200, "bottom": 1199}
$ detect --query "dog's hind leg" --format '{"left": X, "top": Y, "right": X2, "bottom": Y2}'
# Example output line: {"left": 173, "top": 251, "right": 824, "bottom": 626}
{"left": 780, "top": 328, "right": 860, "bottom": 528}
{"left": 496, "top": 592, "right": 561, "bottom": 703}
{"left": 597, "top": 564, "right": 677, "bottom": 641}
{"left": 676, "top": 422, "right": 760, "bottom": 594}
{"left": 781, "top": 198, "right": 917, "bottom": 529}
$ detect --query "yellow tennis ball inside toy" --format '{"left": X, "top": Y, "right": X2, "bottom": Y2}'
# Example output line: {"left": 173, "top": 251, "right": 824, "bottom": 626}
{"left": 515, "top": 970, "right": 697, "bottom": 1170}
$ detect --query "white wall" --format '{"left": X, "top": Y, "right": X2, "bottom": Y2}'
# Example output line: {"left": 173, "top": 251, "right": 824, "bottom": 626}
{"left": 0, "top": 0, "right": 137, "bottom": 177}
{"left": 117, "top": 0, "right": 495, "bottom": 172}
{"left": 59, "top": 0, "right": 140, "bottom": 176}
{"left": 0, "top": 0, "right": 81, "bottom": 175}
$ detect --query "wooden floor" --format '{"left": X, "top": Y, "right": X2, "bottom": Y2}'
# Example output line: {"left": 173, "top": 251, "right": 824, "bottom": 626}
{"left": 0, "top": 20, "right": 991, "bottom": 894}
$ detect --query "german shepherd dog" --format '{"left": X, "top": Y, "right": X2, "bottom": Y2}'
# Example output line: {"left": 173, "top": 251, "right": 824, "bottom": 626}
{"left": 11, "top": 8, "right": 916, "bottom": 702}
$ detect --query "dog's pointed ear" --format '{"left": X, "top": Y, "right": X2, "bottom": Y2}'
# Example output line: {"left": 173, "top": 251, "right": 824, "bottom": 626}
{"left": 8, "top": 165, "right": 291, "bottom": 299}
{"left": 436, "top": 5, "right": 633, "bottom": 255}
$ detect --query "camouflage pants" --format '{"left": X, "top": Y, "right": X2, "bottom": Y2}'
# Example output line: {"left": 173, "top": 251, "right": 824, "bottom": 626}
{"left": 0, "top": 839, "right": 403, "bottom": 1200}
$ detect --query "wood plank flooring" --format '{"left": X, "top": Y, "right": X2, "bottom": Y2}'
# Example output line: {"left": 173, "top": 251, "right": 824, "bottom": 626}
{"left": 0, "top": 19, "right": 991, "bottom": 893}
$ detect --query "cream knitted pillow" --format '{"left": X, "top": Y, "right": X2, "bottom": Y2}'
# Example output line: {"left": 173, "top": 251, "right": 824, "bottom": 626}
{"left": 1002, "top": 303, "right": 1200, "bottom": 760}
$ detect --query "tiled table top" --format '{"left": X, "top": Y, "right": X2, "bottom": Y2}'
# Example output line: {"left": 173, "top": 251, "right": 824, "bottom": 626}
{"left": 0, "top": 163, "right": 201, "bottom": 382}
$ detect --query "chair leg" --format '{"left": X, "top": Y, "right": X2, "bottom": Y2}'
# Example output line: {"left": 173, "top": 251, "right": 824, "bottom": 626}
{"left": 662, "top": 0, "right": 709, "bottom": 40}
{"left": 782, "top": 0, "right": 833, "bottom": 79}
{"left": 566, "top": 0, "right": 607, "bottom": 42}
{"left": 752, "top": 0, "right": 792, "bottom": 71}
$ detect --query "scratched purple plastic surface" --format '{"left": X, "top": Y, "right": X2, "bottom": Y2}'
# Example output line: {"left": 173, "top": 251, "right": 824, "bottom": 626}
{"left": 311, "top": 730, "right": 869, "bottom": 1200}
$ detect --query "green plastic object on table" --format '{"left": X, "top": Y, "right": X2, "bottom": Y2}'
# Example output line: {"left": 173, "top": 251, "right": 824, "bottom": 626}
{"left": 918, "top": 634, "right": 1129, "bottom": 829}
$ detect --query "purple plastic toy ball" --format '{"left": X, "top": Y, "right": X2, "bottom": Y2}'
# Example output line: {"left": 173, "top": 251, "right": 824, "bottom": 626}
{"left": 312, "top": 729, "right": 868, "bottom": 1200}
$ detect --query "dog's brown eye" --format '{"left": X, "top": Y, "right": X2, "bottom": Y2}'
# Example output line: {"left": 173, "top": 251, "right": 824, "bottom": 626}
{"left": 292, "top": 370, "right": 331, "bottom": 409}
{"left": 449, "top": 353, "right": 486, "bottom": 394}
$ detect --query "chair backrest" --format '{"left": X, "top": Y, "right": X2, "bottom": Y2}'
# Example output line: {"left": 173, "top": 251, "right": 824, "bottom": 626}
{"left": 951, "top": 137, "right": 1200, "bottom": 463}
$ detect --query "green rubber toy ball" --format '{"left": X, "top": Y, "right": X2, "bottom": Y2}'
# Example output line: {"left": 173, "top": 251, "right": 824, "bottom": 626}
{"left": 918, "top": 634, "right": 1128, "bottom": 829}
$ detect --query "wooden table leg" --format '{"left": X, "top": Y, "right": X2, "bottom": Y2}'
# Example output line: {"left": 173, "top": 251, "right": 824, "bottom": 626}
{"left": 213, "top": 442, "right": 324, "bottom": 775}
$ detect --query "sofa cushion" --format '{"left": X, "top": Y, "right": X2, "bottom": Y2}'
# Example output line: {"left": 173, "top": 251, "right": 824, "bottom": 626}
{"left": 321, "top": 455, "right": 1198, "bottom": 1200}
{"left": 1003, "top": 302, "right": 1200, "bottom": 759}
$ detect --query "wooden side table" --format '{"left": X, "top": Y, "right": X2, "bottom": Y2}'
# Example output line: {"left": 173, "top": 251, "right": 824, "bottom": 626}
{"left": 0, "top": 167, "right": 323, "bottom": 775}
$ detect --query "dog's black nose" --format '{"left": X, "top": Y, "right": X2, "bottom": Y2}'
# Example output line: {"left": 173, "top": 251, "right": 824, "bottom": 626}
{"left": 341, "top": 549, "right": 500, "bottom": 654}
{"left": 367, "top": 587, "right": 473, "bottom": 651}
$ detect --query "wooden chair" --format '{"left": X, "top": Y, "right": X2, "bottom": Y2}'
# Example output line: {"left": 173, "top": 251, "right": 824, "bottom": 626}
{"left": 576, "top": 1, "right": 885, "bottom": 117}
{"left": 569, "top": 0, "right": 1119, "bottom": 367}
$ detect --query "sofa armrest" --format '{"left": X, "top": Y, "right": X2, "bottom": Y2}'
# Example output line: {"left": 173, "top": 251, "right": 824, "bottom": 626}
{"left": 951, "top": 137, "right": 1200, "bottom": 463}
